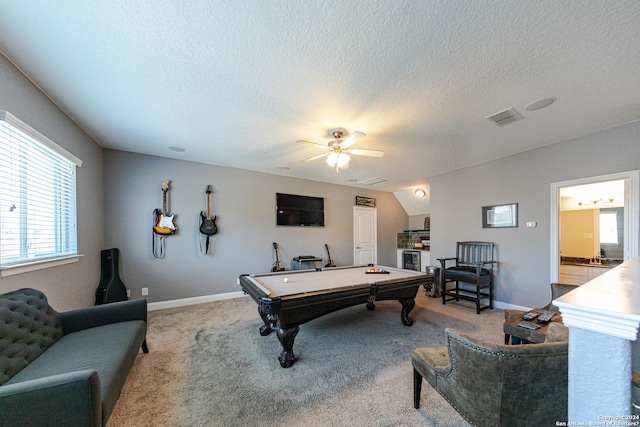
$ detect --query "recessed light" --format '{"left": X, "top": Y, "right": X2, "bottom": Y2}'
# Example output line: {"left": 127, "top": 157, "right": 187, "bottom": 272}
{"left": 168, "top": 146, "right": 186, "bottom": 152}
{"left": 524, "top": 97, "right": 557, "bottom": 111}
{"left": 415, "top": 189, "right": 426, "bottom": 198}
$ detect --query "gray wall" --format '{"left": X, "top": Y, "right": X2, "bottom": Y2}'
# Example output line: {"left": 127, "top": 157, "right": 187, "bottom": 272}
{"left": 409, "top": 214, "right": 429, "bottom": 231}
{"left": 430, "top": 121, "right": 640, "bottom": 308}
{"left": 0, "top": 54, "right": 105, "bottom": 311}
{"left": 103, "top": 149, "right": 408, "bottom": 303}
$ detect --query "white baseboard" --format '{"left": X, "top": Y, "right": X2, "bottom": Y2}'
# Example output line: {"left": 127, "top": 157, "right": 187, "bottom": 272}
{"left": 493, "top": 300, "right": 531, "bottom": 311}
{"left": 148, "top": 291, "right": 246, "bottom": 311}
{"left": 147, "top": 292, "right": 531, "bottom": 312}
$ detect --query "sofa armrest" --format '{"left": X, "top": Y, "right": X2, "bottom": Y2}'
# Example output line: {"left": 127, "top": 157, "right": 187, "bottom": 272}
{"left": 0, "top": 370, "right": 101, "bottom": 427}
{"left": 59, "top": 298, "right": 147, "bottom": 334}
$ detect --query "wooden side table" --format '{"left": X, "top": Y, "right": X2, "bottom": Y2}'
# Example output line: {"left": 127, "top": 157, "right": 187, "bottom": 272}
{"left": 503, "top": 309, "right": 562, "bottom": 344}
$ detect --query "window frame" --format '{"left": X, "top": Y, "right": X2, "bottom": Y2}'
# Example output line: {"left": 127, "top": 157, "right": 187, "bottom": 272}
{"left": 0, "top": 110, "right": 83, "bottom": 277}
{"left": 599, "top": 212, "right": 619, "bottom": 245}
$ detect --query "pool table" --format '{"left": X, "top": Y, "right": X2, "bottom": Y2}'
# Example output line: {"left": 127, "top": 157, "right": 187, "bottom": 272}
{"left": 239, "top": 265, "right": 433, "bottom": 368}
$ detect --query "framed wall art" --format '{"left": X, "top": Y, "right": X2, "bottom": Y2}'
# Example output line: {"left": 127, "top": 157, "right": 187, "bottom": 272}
{"left": 482, "top": 203, "right": 518, "bottom": 228}
{"left": 355, "top": 196, "right": 376, "bottom": 207}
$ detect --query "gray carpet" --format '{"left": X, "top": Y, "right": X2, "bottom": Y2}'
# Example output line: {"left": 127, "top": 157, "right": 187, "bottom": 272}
{"left": 108, "top": 292, "right": 505, "bottom": 426}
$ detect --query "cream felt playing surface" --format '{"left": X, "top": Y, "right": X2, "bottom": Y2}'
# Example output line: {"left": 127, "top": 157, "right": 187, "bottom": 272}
{"left": 247, "top": 265, "right": 426, "bottom": 297}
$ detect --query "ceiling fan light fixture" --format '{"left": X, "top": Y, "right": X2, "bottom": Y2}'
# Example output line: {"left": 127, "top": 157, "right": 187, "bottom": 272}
{"left": 326, "top": 152, "right": 350, "bottom": 168}
{"left": 326, "top": 152, "right": 339, "bottom": 166}
{"left": 337, "top": 153, "right": 350, "bottom": 168}
{"left": 299, "top": 129, "right": 379, "bottom": 172}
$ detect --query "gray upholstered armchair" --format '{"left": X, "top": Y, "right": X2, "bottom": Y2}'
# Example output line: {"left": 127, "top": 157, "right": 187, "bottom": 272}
{"left": 412, "top": 328, "right": 568, "bottom": 425}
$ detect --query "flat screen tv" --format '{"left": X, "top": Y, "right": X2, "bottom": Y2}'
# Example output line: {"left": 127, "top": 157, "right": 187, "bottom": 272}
{"left": 276, "top": 193, "right": 324, "bottom": 227}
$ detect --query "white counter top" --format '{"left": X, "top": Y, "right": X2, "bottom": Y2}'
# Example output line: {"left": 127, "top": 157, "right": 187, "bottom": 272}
{"left": 554, "top": 257, "right": 640, "bottom": 340}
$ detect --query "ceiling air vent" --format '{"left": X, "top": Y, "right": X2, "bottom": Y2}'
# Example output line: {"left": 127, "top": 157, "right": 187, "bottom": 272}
{"left": 486, "top": 107, "right": 524, "bottom": 127}
{"left": 358, "top": 177, "right": 387, "bottom": 186}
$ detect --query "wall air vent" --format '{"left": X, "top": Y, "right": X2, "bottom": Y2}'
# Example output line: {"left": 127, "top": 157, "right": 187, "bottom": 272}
{"left": 486, "top": 107, "right": 524, "bottom": 127}
{"left": 358, "top": 177, "right": 387, "bottom": 186}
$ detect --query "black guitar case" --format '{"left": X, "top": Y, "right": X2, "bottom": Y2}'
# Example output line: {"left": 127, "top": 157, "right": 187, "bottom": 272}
{"left": 95, "top": 248, "right": 128, "bottom": 305}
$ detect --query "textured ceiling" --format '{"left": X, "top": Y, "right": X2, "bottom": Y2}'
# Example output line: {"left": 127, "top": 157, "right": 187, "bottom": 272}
{"left": 0, "top": 1, "right": 638, "bottom": 195}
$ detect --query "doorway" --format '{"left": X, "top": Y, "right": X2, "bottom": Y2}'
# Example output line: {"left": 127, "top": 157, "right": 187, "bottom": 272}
{"left": 353, "top": 206, "right": 377, "bottom": 265}
{"left": 550, "top": 171, "right": 639, "bottom": 282}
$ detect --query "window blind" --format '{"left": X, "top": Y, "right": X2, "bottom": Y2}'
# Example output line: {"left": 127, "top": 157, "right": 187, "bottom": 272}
{"left": 0, "top": 110, "right": 82, "bottom": 270}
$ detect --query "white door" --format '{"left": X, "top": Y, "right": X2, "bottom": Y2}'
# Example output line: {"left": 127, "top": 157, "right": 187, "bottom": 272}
{"left": 353, "top": 206, "right": 377, "bottom": 265}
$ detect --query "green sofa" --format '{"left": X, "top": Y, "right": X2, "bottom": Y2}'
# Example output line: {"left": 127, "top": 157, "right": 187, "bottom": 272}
{"left": 0, "top": 288, "right": 148, "bottom": 426}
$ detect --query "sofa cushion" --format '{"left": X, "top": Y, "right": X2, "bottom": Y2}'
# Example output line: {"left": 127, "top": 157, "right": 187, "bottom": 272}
{"left": 445, "top": 266, "right": 490, "bottom": 284}
{"left": 0, "top": 288, "right": 63, "bottom": 385}
{"left": 5, "top": 320, "right": 146, "bottom": 423}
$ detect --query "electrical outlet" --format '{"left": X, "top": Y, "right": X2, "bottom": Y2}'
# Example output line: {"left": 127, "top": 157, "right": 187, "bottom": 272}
{"left": 141, "top": 287, "right": 148, "bottom": 296}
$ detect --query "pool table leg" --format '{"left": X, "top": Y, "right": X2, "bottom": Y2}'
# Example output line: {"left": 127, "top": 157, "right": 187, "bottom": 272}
{"left": 366, "top": 297, "right": 376, "bottom": 311}
{"left": 400, "top": 298, "right": 416, "bottom": 326}
{"left": 258, "top": 310, "right": 275, "bottom": 336}
{"left": 276, "top": 326, "right": 299, "bottom": 368}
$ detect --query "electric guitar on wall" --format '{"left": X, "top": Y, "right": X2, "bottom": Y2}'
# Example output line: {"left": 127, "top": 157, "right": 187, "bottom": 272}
{"left": 199, "top": 185, "right": 218, "bottom": 236}
{"left": 154, "top": 180, "right": 177, "bottom": 235}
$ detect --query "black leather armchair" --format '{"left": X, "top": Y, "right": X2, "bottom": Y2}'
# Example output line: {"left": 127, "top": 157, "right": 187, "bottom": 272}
{"left": 438, "top": 241, "right": 496, "bottom": 314}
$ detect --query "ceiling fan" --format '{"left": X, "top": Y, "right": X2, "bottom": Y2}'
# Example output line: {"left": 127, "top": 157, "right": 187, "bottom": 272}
{"left": 297, "top": 131, "right": 384, "bottom": 172}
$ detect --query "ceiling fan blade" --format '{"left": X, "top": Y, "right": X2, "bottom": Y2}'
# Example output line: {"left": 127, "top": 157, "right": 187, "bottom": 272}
{"left": 297, "top": 139, "right": 328, "bottom": 148}
{"left": 339, "top": 131, "right": 366, "bottom": 149}
{"left": 300, "top": 152, "right": 329, "bottom": 163}
{"left": 350, "top": 148, "right": 384, "bottom": 157}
